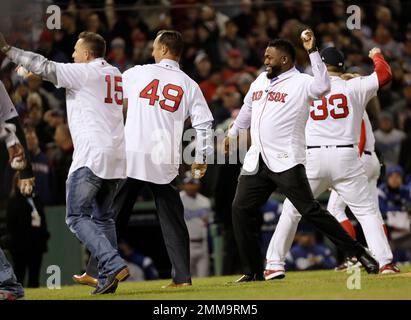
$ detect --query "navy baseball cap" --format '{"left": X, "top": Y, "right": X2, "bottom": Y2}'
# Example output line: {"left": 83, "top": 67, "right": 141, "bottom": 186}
{"left": 386, "top": 165, "right": 404, "bottom": 178}
{"left": 320, "top": 47, "right": 345, "bottom": 68}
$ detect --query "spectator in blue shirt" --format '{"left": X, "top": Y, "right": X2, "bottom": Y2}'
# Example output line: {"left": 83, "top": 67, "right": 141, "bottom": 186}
{"left": 285, "top": 224, "right": 337, "bottom": 271}
{"left": 25, "top": 126, "right": 51, "bottom": 205}
{"left": 378, "top": 165, "right": 411, "bottom": 263}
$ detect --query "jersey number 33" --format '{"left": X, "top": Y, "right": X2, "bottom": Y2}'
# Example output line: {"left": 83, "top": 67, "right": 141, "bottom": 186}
{"left": 310, "top": 93, "right": 349, "bottom": 121}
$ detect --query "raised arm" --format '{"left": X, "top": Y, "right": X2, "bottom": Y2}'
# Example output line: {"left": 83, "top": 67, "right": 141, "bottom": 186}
{"left": 301, "top": 29, "right": 331, "bottom": 99}
{"left": 368, "top": 48, "right": 392, "bottom": 87}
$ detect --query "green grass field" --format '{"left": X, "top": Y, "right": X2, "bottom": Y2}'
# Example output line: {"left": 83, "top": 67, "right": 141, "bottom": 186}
{"left": 25, "top": 266, "right": 411, "bottom": 300}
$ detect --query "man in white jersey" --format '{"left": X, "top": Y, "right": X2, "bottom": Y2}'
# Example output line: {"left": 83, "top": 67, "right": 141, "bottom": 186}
{"left": 121, "top": 30, "right": 213, "bottom": 287}
{"left": 0, "top": 81, "right": 35, "bottom": 300}
{"left": 265, "top": 47, "right": 398, "bottom": 280}
{"left": 328, "top": 110, "right": 393, "bottom": 271}
{"left": 73, "top": 30, "right": 214, "bottom": 288}
{"left": 1, "top": 32, "right": 129, "bottom": 294}
{"left": 223, "top": 30, "right": 378, "bottom": 283}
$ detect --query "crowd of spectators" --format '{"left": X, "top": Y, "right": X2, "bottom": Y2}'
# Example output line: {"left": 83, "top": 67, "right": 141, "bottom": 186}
{"left": 1, "top": 0, "right": 411, "bottom": 278}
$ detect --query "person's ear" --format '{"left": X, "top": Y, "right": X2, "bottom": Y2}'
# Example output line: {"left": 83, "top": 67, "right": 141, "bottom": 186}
{"left": 282, "top": 56, "right": 288, "bottom": 65}
{"left": 161, "top": 44, "right": 168, "bottom": 55}
{"left": 85, "top": 49, "right": 91, "bottom": 61}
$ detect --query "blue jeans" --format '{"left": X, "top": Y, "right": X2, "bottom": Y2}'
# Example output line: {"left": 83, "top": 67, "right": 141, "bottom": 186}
{"left": 0, "top": 247, "right": 24, "bottom": 296}
{"left": 66, "top": 167, "right": 125, "bottom": 283}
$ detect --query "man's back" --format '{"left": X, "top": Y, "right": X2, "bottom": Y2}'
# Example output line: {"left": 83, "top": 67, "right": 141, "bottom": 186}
{"left": 306, "top": 74, "right": 379, "bottom": 146}
{"left": 55, "top": 59, "right": 126, "bottom": 179}
{"left": 123, "top": 59, "right": 213, "bottom": 184}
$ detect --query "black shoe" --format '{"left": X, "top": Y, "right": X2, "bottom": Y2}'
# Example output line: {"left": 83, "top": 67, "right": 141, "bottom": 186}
{"left": 227, "top": 274, "right": 264, "bottom": 284}
{"left": 91, "top": 266, "right": 129, "bottom": 295}
{"left": 356, "top": 250, "right": 379, "bottom": 274}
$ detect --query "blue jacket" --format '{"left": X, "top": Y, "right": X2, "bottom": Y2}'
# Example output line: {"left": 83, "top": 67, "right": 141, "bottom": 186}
{"left": 378, "top": 183, "right": 411, "bottom": 218}
{"left": 285, "top": 244, "right": 337, "bottom": 271}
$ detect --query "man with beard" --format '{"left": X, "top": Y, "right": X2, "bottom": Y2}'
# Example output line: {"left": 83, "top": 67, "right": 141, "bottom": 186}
{"left": 223, "top": 29, "right": 379, "bottom": 282}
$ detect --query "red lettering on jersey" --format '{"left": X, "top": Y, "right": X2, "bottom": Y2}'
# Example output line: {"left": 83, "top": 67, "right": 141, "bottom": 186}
{"left": 104, "top": 75, "right": 123, "bottom": 106}
{"left": 139, "top": 79, "right": 160, "bottom": 106}
{"left": 267, "top": 91, "right": 288, "bottom": 103}
{"left": 252, "top": 91, "right": 263, "bottom": 101}
{"left": 139, "top": 80, "right": 184, "bottom": 113}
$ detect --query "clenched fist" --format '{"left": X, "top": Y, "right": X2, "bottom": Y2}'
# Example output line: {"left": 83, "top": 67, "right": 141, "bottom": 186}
{"left": 368, "top": 47, "right": 381, "bottom": 59}
{"left": 301, "top": 29, "right": 316, "bottom": 52}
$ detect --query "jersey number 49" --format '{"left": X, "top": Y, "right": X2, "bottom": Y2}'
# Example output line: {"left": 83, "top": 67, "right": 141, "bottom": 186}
{"left": 139, "top": 79, "right": 184, "bottom": 113}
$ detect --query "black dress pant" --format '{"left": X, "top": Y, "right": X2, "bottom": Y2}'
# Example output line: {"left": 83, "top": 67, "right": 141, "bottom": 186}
{"left": 86, "top": 177, "right": 191, "bottom": 284}
{"left": 232, "top": 158, "right": 365, "bottom": 276}
{"left": 11, "top": 249, "right": 43, "bottom": 288}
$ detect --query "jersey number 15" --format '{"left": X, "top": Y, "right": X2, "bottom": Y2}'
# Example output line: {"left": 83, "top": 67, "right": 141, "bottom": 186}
{"left": 310, "top": 94, "right": 349, "bottom": 121}
{"left": 104, "top": 75, "right": 123, "bottom": 106}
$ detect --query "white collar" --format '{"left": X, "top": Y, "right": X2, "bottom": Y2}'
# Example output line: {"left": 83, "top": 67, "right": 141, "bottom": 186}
{"left": 158, "top": 59, "right": 180, "bottom": 69}
{"left": 277, "top": 66, "right": 298, "bottom": 79}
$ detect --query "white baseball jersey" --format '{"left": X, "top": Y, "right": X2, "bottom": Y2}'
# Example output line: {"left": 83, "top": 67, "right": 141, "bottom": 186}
{"left": 363, "top": 111, "right": 375, "bottom": 152}
{"left": 266, "top": 71, "right": 393, "bottom": 271}
{"left": 306, "top": 73, "right": 378, "bottom": 146}
{"left": 229, "top": 52, "right": 330, "bottom": 173}
{"left": 0, "top": 80, "right": 18, "bottom": 122}
{"left": 123, "top": 59, "right": 213, "bottom": 184}
{"left": 55, "top": 58, "right": 126, "bottom": 179}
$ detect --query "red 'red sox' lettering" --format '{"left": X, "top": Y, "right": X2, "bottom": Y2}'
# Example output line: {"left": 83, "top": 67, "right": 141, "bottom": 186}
{"left": 252, "top": 91, "right": 288, "bottom": 102}
{"left": 268, "top": 92, "right": 288, "bottom": 103}
{"left": 252, "top": 91, "right": 263, "bottom": 101}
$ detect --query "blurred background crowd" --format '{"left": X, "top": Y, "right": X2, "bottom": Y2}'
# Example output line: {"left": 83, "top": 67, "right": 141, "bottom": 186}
{"left": 1, "top": 0, "right": 411, "bottom": 287}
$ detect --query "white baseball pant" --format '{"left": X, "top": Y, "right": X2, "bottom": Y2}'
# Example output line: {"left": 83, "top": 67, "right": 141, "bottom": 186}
{"left": 266, "top": 147, "right": 393, "bottom": 270}
{"left": 327, "top": 151, "right": 384, "bottom": 225}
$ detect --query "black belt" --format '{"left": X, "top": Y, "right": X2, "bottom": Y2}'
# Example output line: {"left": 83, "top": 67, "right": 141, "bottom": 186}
{"left": 307, "top": 144, "right": 354, "bottom": 149}
{"left": 364, "top": 150, "right": 372, "bottom": 155}
{"left": 190, "top": 239, "right": 204, "bottom": 243}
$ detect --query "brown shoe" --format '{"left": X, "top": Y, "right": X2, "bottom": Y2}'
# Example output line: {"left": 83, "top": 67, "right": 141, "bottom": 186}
{"left": 91, "top": 266, "right": 130, "bottom": 295}
{"left": 72, "top": 273, "right": 98, "bottom": 288}
{"left": 161, "top": 281, "right": 192, "bottom": 289}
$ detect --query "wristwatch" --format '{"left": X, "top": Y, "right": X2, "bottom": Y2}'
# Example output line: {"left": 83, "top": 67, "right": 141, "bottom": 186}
{"left": 1, "top": 44, "right": 11, "bottom": 53}
{"left": 307, "top": 47, "right": 318, "bottom": 54}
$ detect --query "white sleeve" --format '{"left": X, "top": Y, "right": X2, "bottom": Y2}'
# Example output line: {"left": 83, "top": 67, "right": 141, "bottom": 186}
{"left": 7, "top": 47, "right": 57, "bottom": 84}
{"left": 228, "top": 85, "right": 253, "bottom": 136}
{"left": 0, "top": 81, "right": 18, "bottom": 121}
{"left": 189, "top": 83, "right": 214, "bottom": 163}
{"left": 55, "top": 63, "right": 89, "bottom": 90}
{"left": 306, "top": 51, "right": 331, "bottom": 100}
{"left": 348, "top": 73, "right": 379, "bottom": 107}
